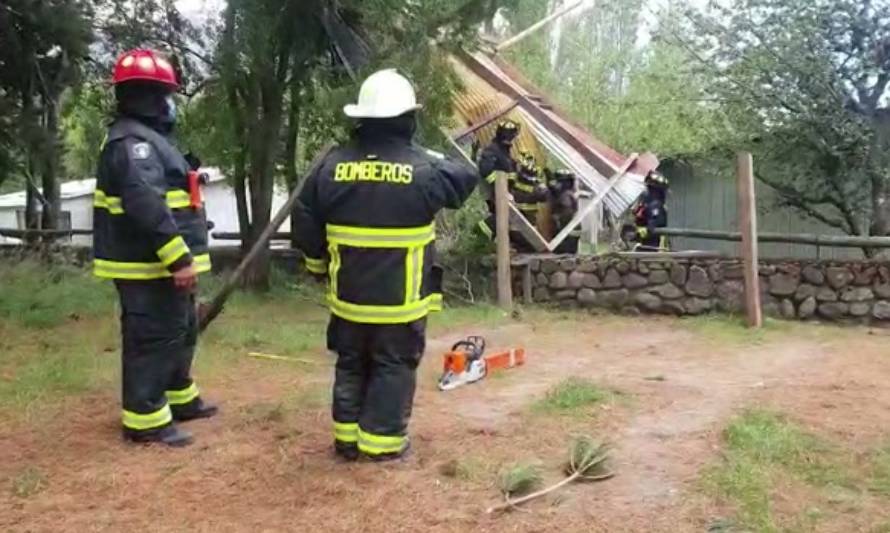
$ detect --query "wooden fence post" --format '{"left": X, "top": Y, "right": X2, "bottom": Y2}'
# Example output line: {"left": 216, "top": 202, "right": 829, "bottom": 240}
{"left": 495, "top": 172, "right": 513, "bottom": 310}
{"left": 737, "top": 152, "right": 762, "bottom": 328}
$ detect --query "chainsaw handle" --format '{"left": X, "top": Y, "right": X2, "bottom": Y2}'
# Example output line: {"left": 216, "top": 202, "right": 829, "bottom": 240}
{"left": 451, "top": 336, "right": 485, "bottom": 357}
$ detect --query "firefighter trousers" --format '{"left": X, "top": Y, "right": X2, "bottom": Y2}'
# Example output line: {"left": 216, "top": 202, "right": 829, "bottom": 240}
{"left": 115, "top": 279, "right": 202, "bottom": 434}
{"left": 328, "top": 316, "right": 426, "bottom": 457}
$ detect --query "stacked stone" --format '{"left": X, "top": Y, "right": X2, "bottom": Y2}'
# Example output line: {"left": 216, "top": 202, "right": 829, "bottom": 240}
{"left": 523, "top": 256, "right": 890, "bottom": 324}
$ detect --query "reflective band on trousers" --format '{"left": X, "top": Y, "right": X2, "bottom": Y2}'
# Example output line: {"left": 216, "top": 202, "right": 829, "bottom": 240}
{"left": 358, "top": 428, "right": 407, "bottom": 456}
{"left": 122, "top": 404, "right": 172, "bottom": 431}
{"left": 94, "top": 188, "right": 192, "bottom": 214}
{"left": 334, "top": 421, "right": 359, "bottom": 444}
{"left": 304, "top": 256, "right": 327, "bottom": 274}
{"left": 94, "top": 253, "right": 212, "bottom": 280}
{"left": 325, "top": 223, "right": 435, "bottom": 248}
{"left": 157, "top": 236, "right": 190, "bottom": 267}
{"left": 516, "top": 203, "right": 539, "bottom": 211}
{"left": 328, "top": 293, "right": 442, "bottom": 325}
{"left": 165, "top": 383, "right": 199, "bottom": 406}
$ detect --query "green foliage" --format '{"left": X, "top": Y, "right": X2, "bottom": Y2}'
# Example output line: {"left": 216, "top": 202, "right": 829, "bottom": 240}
{"left": 870, "top": 444, "right": 890, "bottom": 497}
{"left": 10, "top": 466, "right": 48, "bottom": 499}
{"left": 502, "top": 0, "right": 721, "bottom": 158}
{"left": 0, "top": 261, "right": 114, "bottom": 329}
{"left": 535, "top": 378, "right": 615, "bottom": 414}
{"left": 565, "top": 436, "right": 612, "bottom": 479}
{"left": 61, "top": 83, "right": 113, "bottom": 179}
{"left": 498, "top": 462, "right": 542, "bottom": 497}
{"left": 0, "top": 346, "right": 101, "bottom": 407}
{"left": 668, "top": 0, "right": 890, "bottom": 238}
{"left": 703, "top": 410, "right": 856, "bottom": 532}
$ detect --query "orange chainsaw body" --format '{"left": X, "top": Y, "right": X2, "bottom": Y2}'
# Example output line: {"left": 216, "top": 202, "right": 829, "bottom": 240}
{"left": 441, "top": 348, "right": 525, "bottom": 375}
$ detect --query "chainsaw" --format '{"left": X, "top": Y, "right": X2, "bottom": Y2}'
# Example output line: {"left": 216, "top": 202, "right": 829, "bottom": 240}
{"left": 437, "top": 336, "right": 526, "bottom": 391}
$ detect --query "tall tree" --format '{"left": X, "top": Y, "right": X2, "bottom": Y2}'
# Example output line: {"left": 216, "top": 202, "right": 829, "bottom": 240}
{"left": 0, "top": 0, "right": 93, "bottom": 233}
{"left": 500, "top": 0, "right": 720, "bottom": 157}
{"left": 668, "top": 0, "right": 890, "bottom": 245}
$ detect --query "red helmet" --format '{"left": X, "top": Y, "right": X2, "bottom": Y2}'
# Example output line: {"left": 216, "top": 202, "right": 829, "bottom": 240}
{"left": 112, "top": 49, "right": 179, "bottom": 89}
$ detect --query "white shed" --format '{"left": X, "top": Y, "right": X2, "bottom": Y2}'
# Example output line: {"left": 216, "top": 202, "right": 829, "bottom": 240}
{"left": 0, "top": 169, "right": 291, "bottom": 247}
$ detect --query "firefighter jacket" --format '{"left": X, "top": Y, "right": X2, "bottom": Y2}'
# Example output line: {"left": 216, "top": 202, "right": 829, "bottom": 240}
{"left": 93, "top": 117, "right": 211, "bottom": 280}
{"left": 633, "top": 190, "right": 668, "bottom": 248}
{"left": 551, "top": 186, "right": 580, "bottom": 236}
{"left": 511, "top": 167, "right": 548, "bottom": 213}
{"left": 477, "top": 141, "right": 516, "bottom": 202}
{"left": 293, "top": 132, "right": 479, "bottom": 325}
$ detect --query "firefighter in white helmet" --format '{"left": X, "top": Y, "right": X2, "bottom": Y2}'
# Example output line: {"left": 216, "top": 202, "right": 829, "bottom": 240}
{"left": 292, "top": 69, "right": 480, "bottom": 461}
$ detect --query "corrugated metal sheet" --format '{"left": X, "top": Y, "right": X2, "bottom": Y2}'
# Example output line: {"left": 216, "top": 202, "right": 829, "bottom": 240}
{"left": 516, "top": 107, "right": 645, "bottom": 215}
{"left": 450, "top": 58, "right": 546, "bottom": 163}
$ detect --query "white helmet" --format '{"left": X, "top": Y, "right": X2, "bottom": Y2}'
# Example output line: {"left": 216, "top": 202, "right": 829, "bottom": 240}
{"left": 343, "top": 69, "right": 422, "bottom": 119}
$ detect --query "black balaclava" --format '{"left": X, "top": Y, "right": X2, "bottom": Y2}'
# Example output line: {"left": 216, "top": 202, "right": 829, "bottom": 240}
{"left": 115, "top": 80, "right": 177, "bottom": 134}
{"left": 355, "top": 111, "right": 417, "bottom": 144}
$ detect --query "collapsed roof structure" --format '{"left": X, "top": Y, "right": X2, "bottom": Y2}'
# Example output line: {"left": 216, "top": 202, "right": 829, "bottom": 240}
{"left": 324, "top": 3, "right": 659, "bottom": 252}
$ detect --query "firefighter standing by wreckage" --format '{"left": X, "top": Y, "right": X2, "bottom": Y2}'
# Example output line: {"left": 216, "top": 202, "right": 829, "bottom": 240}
{"left": 292, "top": 69, "right": 479, "bottom": 462}
{"left": 476, "top": 119, "right": 521, "bottom": 239}
{"left": 92, "top": 49, "right": 217, "bottom": 447}
{"left": 512, "top": 151, "right": 549, "bottom": 227}
{"left": 549, "top": 169, "right": 581, "bottom": 253}
{"left": 632, "top": 170, "right": 670, "bottom": 251}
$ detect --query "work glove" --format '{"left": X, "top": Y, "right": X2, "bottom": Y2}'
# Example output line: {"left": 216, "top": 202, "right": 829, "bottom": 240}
{"left": 636, "top": 227, "right": 649, "bottom": 239}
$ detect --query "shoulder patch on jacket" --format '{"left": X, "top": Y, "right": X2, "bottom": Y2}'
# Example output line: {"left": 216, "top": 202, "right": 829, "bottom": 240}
{"left": 131, "top": 142, "right": 152, "bottom": 160}
{"left": 425, "top": 149, "right": 445, "bottom": 160}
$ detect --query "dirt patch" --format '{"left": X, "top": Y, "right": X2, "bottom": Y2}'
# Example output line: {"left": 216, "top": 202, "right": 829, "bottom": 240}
{"left": 2, "top": 315, "right": 890, "bottom": 532}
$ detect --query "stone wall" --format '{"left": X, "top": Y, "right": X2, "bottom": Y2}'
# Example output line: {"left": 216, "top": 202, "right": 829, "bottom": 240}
{"left": 515, "top": 256, "right": 890, "bottom": 324}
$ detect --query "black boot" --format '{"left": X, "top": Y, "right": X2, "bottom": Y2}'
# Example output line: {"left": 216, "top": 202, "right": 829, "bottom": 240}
{"left": 124, "top": 424, "right": 193, "bottom": 448}
{"left": 334, "top": 442, "right": 359, "bottom": 462}
{"left": 171, "top": 398, "right": 219, "bottom": 422}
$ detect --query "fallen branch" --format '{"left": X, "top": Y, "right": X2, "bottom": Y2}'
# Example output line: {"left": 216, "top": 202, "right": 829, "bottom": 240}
{"left": 486, "top": 437, "right": 614, "bottom": 514}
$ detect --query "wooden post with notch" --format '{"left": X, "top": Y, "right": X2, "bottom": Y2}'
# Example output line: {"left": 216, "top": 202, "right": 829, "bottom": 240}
{"left": 495, "top": 171, "right": 513, "bottom": 310}
{"left": 737, "top": 152, "right": 762, "bottom": 328}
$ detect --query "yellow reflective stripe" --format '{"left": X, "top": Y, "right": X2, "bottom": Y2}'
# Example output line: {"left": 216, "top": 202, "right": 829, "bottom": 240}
{"left": 193, "top": 253, "right": 212, "bottom": 274}
{"left": 405, "top": 246, "right": 423, "bottom": 305}
{"left": 328, "top": 244, "right": 342, "bottom": 297}
{"left": 513, "top": 182, "right": 536, "bottom": 193}
{"left": 328, "top": 294, "right": 439, "bottom": 325}
{"left": 325, "top": 223, "right": 435, "bottom": 248}
{"left": 305, "top": 256, "right": 328, "bottom": 274}
{"left": 334, "top": 422, "right": 359, "bottom": 443}
{"left": 94, "top": 190, "right": 125, "bottom": 214}
{"left": 357, "top": 428, "right": 406, "bottom": 455}
{"left": 122, "top": 404, "right": 172, "bottom": 430}
{"left": 165, "top": 383, "right": 199, "bottom": 405}
{"left": 429, "top": 293, "right": 443, "bottom": 312}
{"left": 94, "top": 259, "right": 171, "bottom": 279}
{"left": 516, "top": 203, "right": 539, "bottom": 211}
{"left": 165, "top": 190, "right": 192, "bottom": 209}
{"left": 157, "top": 236, "right": 191, "bottom": 267}
{"left": 412, "top": 246, "right": 423, "bottom": 302}
{"left": 94, "top": 188, "right": 193, "bottom": 214}
{"left": 94, "top": 254, "right": 211, "bottom": 280}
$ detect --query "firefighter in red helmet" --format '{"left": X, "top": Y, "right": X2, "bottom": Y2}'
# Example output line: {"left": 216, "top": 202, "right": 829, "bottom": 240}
{"left": 92, "top": 49, "right": 217, "bottom": 447}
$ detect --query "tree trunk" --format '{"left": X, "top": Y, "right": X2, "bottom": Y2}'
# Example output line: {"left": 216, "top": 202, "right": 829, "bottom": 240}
{"left": 242, "top": 82, "right": 287, "bottom": 291}
{"left": 869, "top": 111, "right": 890, "bottom": 238}
{"left": 40, "top": 100, "right": 62, "bottom": 240}
{"left": 285, "top": 82, "right": 302, "bottom": 249}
